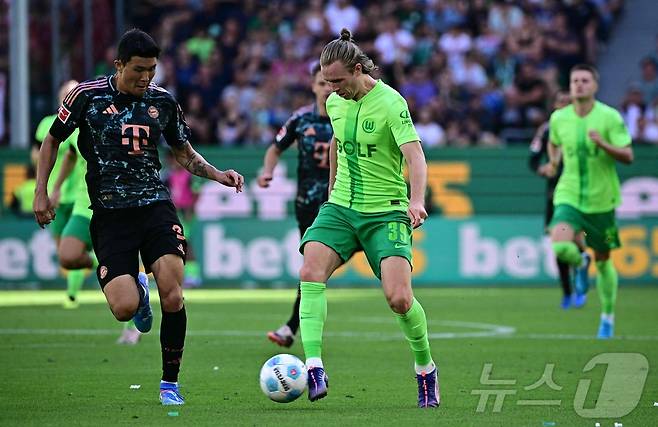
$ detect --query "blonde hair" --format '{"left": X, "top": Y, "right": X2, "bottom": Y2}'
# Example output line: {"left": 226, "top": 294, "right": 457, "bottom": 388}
{"left": 320, "top": 28, "right": 377, "bottom": 74}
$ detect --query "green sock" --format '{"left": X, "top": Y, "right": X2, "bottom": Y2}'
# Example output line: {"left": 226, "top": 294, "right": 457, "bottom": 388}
{"left": 396, "top": 298, "right": 432, "bottom": 366}
{"left": 552, "top": 241, "right": 582, "bottom": 266}
{"left": 66, "top": 269, "right": 85, "bottom": 300}
{"left": 299, "top": 281, "right": 326, "bottom": 359}
{"left": 596, "top": 259, "right": 618, "bottom": 315}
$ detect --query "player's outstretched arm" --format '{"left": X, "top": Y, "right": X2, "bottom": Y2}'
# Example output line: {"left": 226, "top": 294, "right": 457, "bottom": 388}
{"left": 400, "top": 141, "right": 428, "bottom": 228}
{"left": 257, "top": 144, "right": 283, "bottom": 188}
{"left": 171, "top": 142, "right": 244, "bottom": 192}
{"left": 50, "top": 147, "right": 77, "bottom": 207}
{"left": 33, "top": 132, "right": 62, "bottom": 228}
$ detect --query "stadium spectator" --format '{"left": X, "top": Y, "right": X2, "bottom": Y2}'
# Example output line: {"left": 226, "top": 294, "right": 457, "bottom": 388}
{"left": 324, "top": 0, "right": 360, "bottom": 35}
{"left": 3, "top": 0, "right": 629, "bottom": 147}
{"left": 638, "top": 57, "right": 658, "bottom": 105}
{"left": 415, "top": 107, "right": 446, "bottom": 148}
{"left": 503, "top": 61, "right": 549, "bottom": 128}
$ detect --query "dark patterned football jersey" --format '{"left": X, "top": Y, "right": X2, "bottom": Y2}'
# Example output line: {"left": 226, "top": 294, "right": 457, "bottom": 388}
{"left": 274, "top": 104, "right": 333, "bottom": 210}
{"left": 49, "top": 75, "right": 191, "bottom": 209}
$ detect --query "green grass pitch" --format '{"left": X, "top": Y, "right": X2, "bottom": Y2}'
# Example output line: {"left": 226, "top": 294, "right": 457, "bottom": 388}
{"left": 1, "top": 286, "right": 657, "bottom": 426}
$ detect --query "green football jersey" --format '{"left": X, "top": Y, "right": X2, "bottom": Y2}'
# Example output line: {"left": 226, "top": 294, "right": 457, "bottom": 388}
{"left": 35, "top": 115, "right": 81, "bottom": 205}
{"left": 326, "top": 80, "right": 419, "bottom": 213}
{"left": 549, "top": 101, "right": 631, "bottom": 213}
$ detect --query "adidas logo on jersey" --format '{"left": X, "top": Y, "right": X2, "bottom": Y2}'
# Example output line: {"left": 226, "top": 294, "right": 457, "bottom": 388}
{"left": 102, "top": 104, "right": 119, "bottom": 115}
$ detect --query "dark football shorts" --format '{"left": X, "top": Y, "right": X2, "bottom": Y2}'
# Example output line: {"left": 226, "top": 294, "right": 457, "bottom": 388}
{"left": 296, "top": 203, "right": 322, "bottom": 237}
{"left": 90, "top": 200, "right": 187, "bottom": 289}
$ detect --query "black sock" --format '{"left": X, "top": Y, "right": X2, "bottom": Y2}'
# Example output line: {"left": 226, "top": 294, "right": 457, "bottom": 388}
{"left": 160, "top": 306, "right": 187, "bottom": 383}
{"left": 286, "top": 284, "right": 302, "bottom": 335}
{"left": 557, "top": 259, "right": 572, "bottom": 297}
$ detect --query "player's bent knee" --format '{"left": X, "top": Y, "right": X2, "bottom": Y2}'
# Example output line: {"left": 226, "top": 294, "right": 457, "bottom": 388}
{"left": 58, "top": 248, "right": 85, "bottom": 269}
{"left": 299, "top": 263, "right": 327, "bottom": 283}
{"left": 159, "top": 288, "right": 184, "bottom": 312}
{"left": 386, "top": 293, "right": 412, "bottom": 314}
{"left": 111, "top": 301, "right": 139, "bottom": 321}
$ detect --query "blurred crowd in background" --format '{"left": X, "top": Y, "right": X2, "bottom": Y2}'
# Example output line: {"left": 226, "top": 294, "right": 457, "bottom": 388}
{"left": 6, "top": 0, "right": 658, "bottom": 147}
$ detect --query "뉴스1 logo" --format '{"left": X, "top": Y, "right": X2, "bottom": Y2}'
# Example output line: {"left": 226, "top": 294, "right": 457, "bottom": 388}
{"left": 362, "top": 119, "right": 375, "bottom": 133}
{"left": 58, "top": 106, "right": 71, "bottom": 123}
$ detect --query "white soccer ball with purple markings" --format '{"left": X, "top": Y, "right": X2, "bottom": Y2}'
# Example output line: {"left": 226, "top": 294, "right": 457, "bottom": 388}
{"left": 259, "top": 354, "right": 307, "bottom": 403}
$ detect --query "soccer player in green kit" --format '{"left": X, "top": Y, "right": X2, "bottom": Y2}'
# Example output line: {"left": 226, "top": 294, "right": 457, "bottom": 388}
{"left": 33, "top": 80, "right": 86, "bottom": 308}
{"left": 298, "top": 29, "right": 438, "bottom": 408}
{"left": 546, "top": 64, "right": 634, "bottom": 339}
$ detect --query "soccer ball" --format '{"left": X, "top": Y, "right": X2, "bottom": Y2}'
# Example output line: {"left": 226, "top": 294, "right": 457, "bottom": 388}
{"left": 259, "top": 354, "right": 307, "bottom": 403}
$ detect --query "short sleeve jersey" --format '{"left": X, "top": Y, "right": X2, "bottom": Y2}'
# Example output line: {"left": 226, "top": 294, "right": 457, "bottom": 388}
{"left": 326, "top": 80, "right": 419, "bottom": 213}
{"left": 274, "top": 103, "right": 333, "bottom": 210}
{"left": 49, "top": 75, "right": 191, "bottom": 210}
{"left": 35, "top": 115, "right": 81, "bottom": 205}
{"left": 549, "top": 101, "right": 631, "bottom": 213}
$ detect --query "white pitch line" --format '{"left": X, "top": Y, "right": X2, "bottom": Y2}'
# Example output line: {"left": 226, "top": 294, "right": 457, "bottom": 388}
{"left": 1, "top": 327, "right": 657, "bottom": 342}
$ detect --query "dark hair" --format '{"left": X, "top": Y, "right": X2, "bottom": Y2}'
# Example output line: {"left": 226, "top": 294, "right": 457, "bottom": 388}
{"left": 308, "top": 60, "right": 321, "bottom": 77}
{"left": 117, "top": 29, "right": 160, "bottom": 64}
{"left": 320, "top": 28, "right": 377, "bottom": 74}
{"left": 570, "top": 63, "right": 599, "bottom": 82}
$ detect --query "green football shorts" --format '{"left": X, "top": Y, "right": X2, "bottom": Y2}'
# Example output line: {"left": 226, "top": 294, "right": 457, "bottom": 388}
{"left": 550, "top": 204, "right": 620, "bottom": 252}
{"left": 50, "top": 203, "right": 74, "bottom": 238}
{"left": 61, "top": 214, "right": 92, "bottom": 249}
{"left": 300, "top": 202, "right": 413, "bottom": 279}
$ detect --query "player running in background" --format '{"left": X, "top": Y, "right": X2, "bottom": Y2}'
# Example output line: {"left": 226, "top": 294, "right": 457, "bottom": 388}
{"left": 258, "top": 61, "right": 333, "bottom": 348}
{"left": 34, "top": 29, "right": 244, "bottom": 405}
{"left": 546, "top": 64, "right": 633, "bottom": 339}
{"left": 54, "top": 123, "right": 141, "bottom": 344}
{"left": 529, "top": 90, "right": 589, "bottom": 309}
{"left": 33, "top": 80, "right": 87, "bottom": 308}
{"left": 297, "top": 29, "right": 439, "bottom": 408}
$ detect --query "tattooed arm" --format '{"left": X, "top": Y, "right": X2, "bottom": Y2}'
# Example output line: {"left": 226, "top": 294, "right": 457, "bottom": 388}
{"left": 171, "top": 142, "right": 244, "bottom": 192}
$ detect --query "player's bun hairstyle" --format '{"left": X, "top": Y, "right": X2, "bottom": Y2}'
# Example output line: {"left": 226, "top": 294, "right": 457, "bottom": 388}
{"left": 570, "top": 63, "right": 599, "bottom": 82}
{"left": 320, "top": 28, "right": 377, "bottom": 74}
{"left": 117, "top": 28, "right": 161, "bottom": 64}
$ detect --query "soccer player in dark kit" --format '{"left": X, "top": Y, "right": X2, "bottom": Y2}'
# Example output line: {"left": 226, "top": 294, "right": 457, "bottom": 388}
{"left": 258, "top": 61, "right": 333, "bottom": 348}
{"left": 33, "top": 29, "right": 244, "bottom": 405}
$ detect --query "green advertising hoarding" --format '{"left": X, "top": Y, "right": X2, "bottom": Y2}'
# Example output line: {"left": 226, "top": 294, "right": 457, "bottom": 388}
{"left": 2, "top": 146, "right": 657, "bottom": 217}
{"left": 2, "top": 216, "right": 657, "bottom": 288}
{"left": 1, "top": 146, "right": 656, "bottom": 287}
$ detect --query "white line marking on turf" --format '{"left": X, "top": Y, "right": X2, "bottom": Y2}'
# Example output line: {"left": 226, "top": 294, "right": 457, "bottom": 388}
{"left": 1, "top": 327, "right": 657, "bottom": 341}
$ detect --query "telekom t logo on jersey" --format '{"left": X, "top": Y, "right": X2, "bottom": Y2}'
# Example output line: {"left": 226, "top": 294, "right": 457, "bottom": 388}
{"left": 121, "top": 124, "right": 150, "bottom": 155}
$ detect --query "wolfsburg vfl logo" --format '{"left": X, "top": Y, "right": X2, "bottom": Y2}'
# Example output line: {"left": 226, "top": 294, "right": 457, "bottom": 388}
{"left": 362, "top": 119, "right": 375, "bottom": 133}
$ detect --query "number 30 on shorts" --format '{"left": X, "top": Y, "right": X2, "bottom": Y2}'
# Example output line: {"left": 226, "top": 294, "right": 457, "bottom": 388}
{"left": 387, "top": 222, "right": 409, "bottom": 244}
